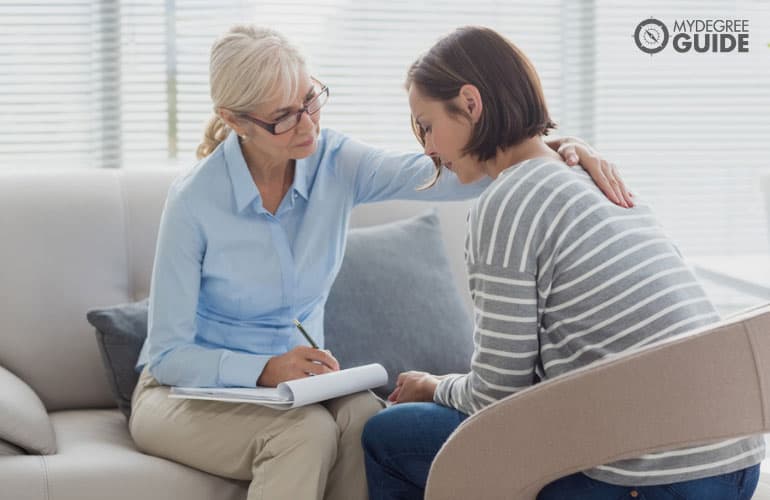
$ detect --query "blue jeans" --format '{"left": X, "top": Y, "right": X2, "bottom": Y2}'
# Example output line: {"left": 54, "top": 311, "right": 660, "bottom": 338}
{"left": 363, "top": 403, "right": 468, "bottom": 500}
{"left": 362, "top": 402, "right": 761, "bottom": 500}
{"left": 538, "top": 465, "right": 760, "bottom": 500}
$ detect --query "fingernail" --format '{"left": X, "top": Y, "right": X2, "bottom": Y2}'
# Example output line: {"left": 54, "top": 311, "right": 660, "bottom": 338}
{"left": 569, "top": 154, "right": 578, "bottom": 163}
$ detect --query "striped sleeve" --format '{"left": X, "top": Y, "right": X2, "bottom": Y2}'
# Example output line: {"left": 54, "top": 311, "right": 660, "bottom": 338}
{"left": 433, "top": 166, "right": 545, "bottom": 414}
{"left": 433, "top": 269, "right": 540, "bottom": 415}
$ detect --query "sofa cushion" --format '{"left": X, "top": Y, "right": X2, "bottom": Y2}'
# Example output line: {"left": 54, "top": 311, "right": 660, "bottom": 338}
{"left": 86, "top": 210, "right": 474, "bottom": 410}
{"left": 0, "top": 365, "right": 57, "bottom": 454}
{"left": 325, "top": 210, "right": 474, "bottom": 398}
{"left": 86, "top": 299, "right": 149, "bottom": 418}
{"left": 0, "top": 409, "right": 248, "bottom": 500}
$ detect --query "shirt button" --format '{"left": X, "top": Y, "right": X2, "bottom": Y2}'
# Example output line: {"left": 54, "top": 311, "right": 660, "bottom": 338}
{"left": 629, "top": 490, "right": 639, "bottom": 498}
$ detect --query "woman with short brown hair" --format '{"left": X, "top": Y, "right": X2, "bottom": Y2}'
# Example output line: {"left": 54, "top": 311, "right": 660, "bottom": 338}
{"left": 362, "top": 25, "right": 763, "bottom": 500}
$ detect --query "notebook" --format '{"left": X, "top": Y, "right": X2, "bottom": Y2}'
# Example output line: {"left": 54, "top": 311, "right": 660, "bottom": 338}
{"left": 169, "top": 363, "right": 387, "bottom": 410}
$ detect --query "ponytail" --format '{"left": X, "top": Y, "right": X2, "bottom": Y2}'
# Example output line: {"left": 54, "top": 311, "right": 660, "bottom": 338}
{"left": 196, "top": 114, "right": 230, "bottom": 159}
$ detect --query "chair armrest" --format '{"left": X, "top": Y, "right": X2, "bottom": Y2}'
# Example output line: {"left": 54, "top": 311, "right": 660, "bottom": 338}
{"left": 0, "top": 365, "right": 56, "bottom": 454}
{"left": 426, "top": 303, "right": 770, "bottom": 500}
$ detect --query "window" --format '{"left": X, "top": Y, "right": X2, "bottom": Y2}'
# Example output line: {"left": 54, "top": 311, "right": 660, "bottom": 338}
{"left": 1, "top": 0, "right": 768, "bottom": 260}
{"left": 591, "top": 0, "right": 770, "bottom": 257}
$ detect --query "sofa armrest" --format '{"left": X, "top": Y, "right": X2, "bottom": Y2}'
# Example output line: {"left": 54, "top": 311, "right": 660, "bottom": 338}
{"left": 0, "top": 365, "right": 56, "bottom": 454}
{"left": 426, "top": 303, "right": 770, "bottom": 500}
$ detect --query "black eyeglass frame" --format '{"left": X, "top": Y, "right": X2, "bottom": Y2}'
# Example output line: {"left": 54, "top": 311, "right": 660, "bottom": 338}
{"left": 238, "top": 78, "right": 329, "bottom": 135}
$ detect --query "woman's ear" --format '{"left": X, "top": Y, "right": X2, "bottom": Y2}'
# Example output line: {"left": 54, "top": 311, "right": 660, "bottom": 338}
{"left": 459, "top": 84, "right": 483, "bottom": 124}
{"left": 218, "top": 108, "right": 242, "bottom": 134}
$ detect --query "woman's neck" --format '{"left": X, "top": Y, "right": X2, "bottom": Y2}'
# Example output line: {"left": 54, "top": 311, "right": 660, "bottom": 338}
{"left": 240, "top": 137, "right": 292, "bottom": 186}
{"left": 482, "top": 136, "right": 562, "bottom": 180}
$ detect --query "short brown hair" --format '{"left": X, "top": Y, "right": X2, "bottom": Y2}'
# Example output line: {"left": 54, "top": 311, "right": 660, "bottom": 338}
{"left": 407, "top": 26, "right": 556, "bottom": 186}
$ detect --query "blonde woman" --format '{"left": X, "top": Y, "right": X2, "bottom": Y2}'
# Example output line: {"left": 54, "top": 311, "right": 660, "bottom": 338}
{"left": 128, "top": 25, "right": 631, "bottom": 500}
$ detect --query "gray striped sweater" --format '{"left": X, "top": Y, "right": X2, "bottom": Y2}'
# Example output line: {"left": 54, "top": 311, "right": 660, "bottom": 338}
{"left": 433, "top": 157, "right": 765, "bottom": 486}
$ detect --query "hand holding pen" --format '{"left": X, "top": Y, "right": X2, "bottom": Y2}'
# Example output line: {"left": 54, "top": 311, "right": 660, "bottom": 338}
{"left": 256, "top": 319, "right": 340, "bottom": 387}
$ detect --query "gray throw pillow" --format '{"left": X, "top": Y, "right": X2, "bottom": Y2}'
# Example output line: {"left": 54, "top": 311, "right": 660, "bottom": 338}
{"left": 85, "top": 210, "right": 474, "bottom": 412}
{"left": 325, "top": 211, "right": 474, "bottom": 399}
{"left": 86, "top": 299, "right": 148, "bottom": 418}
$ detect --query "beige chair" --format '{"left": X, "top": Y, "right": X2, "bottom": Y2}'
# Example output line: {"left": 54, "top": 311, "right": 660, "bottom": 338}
{"left": 426, "top": 303, "right": 770, "bottom": 499}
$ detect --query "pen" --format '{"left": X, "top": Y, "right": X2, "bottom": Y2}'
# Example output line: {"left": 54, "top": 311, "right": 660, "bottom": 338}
{"left": 293, "top": 318, "right": 319, "bottom": 349}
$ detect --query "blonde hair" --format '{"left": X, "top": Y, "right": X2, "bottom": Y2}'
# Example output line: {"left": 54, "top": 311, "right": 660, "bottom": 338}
{"left": 196, "top": 25, "right": 307, "bottom": 159}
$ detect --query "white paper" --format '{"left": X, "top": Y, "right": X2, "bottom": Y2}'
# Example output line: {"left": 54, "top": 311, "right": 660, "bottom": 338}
{"left": 169, "top": 363, "right": 387, "bottom": 410}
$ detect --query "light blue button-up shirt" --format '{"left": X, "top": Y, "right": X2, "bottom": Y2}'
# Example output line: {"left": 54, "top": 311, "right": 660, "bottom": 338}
{"left": 137, "top": 128, "right": 488, "bottom": 387}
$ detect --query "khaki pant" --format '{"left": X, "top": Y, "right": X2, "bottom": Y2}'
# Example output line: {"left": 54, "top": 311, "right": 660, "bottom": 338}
{"left": 129, "top": 368, "right": 384, "bottom": 500}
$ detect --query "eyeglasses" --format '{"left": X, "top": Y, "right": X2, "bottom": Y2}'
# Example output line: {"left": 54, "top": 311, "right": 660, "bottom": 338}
{"left": 238, "top": 78, "right": 330, "bottom": 135}
{"left": 410, "top": 115, "right": 441, "bottom": 168}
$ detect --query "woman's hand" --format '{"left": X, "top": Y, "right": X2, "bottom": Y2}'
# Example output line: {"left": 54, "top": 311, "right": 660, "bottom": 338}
{"left": 547, "top": 136, "right": 633, "bottom": 208}
{"left": 257, "top": 346, "right": 340, "bottom": 387}
{"left": 387, "top": 371, "right": 440, "bottom": 404}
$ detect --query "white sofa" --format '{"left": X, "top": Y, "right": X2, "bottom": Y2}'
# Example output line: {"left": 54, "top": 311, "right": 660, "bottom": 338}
{"left": 0, "top": 168, "right": 767, "bottom": 499}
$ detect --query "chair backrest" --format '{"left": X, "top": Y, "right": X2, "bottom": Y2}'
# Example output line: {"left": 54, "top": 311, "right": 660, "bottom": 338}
{"left": 426, "top": 303, "right": 770, "bottom": 500}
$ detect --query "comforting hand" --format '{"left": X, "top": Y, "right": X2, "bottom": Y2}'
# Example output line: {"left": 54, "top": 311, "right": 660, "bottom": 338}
{"left": 257, "top": 346, "right": 340, "bottom": 387}
{"left": 547, "top": 136, "right": 633, "bottom": 208}
{"left": 387, "top": 371, "right": 441, "bottom": 404}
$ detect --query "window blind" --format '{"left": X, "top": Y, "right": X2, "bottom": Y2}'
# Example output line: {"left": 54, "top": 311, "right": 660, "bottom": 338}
{"left": 1, "top": 0, "right": 767, "bottom": 258}
{"left": 592, "top": 0, "right": 770, "bottom": 256}
{"left": 172, "top": 0, "right": 565, "bottom": 159}
{"left": 0, "top": 1, "right": 121, "bottom": 168}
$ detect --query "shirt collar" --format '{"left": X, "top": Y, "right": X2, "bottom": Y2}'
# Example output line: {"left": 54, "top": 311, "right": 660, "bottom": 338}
{"left": 293, "top": 157, "right": 310, "bottom": 201}
{"left": 223, "top": 130, "right": 311, "bottom": 214}
{"left": 224, "top": 131, "right": 259, "bottom": 213}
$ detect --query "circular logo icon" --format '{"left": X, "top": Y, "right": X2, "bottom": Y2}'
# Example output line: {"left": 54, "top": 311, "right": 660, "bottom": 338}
{"left": 634, "top": 18, "right": 669, "bottom": 54}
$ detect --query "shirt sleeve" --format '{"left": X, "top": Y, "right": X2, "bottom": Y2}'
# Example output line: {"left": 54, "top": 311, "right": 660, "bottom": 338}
{"left": 324, "top": 131, "right": 491, "bottom": 205}
{"left": 433, "top": 269, "right": 540, "bottom": 415}
{"left": 146, "top": 184, "right": 271, "bottom": 388}
{"left": 433, "top": 190, "right": 541, "bottom": 415}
